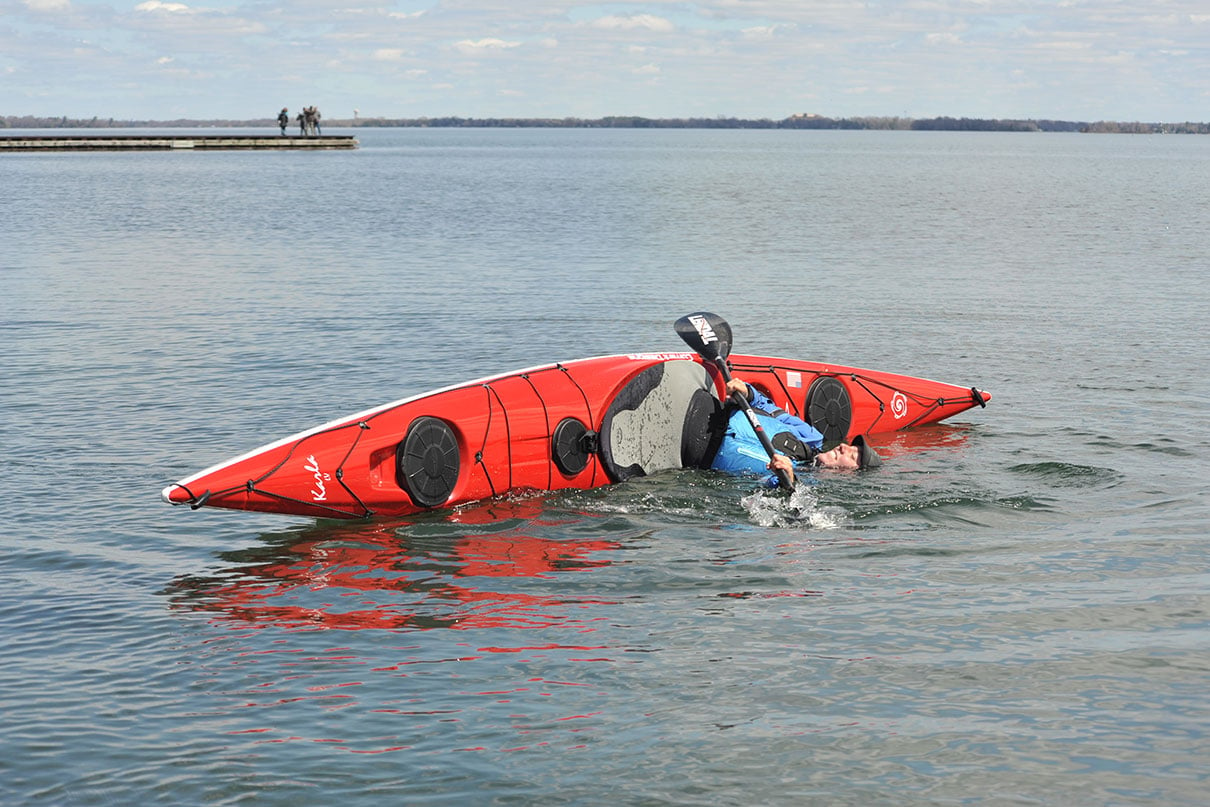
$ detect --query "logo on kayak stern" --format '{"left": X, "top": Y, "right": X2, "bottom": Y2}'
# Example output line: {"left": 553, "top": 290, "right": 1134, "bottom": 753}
{"left": 304, "top": 455, "right": 331, "bottom": 501}
{"left": 688, "top": 314, "right": 718, "bottom": 344}
{"left": 891, "top": 392, "right": 909, "bottom": 419}
{"left": 627, "top": 352, "right": 695, "bottom": 361}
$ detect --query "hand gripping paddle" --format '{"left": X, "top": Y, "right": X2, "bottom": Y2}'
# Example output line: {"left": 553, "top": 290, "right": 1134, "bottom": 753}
{"left": 675, "top": 312, "right": 793, "bottom": 489}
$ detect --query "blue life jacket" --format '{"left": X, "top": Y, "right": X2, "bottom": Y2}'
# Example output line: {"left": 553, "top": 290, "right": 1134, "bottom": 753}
{"left": 709, "top": 406, "right": 825, "bottom": 481}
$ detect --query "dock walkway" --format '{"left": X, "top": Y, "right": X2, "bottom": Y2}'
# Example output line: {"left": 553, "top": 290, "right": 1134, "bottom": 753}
{"left": 0, "top": 134, "right": 358, "bottom": 152}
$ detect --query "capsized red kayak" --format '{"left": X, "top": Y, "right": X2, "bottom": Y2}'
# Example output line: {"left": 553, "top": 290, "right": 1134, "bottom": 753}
{"left": 162, "top": 352, "right": 990, "bottom": 519}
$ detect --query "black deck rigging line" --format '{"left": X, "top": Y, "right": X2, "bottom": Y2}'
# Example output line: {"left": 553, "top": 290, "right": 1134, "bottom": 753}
{"left": 850, "top": 373, "right": 953, "bottom": 431}
{"left": 243, "top": 417, "right": 369, "bottom": 488}
{"left": 757, "top": 364, "right": 805, "bottom": 418}
{"left": 478, "top": 382, "right": 509, "bottom": 496}
{"left": 729, "top": 361, "right": 810, "bottom": 399}
{"left": 478, "top": 364, "right": 598, "bottom": 498}
{"left": 198, "top": 419, "right": 376, "bottom": 518}
{"left": 519, "top": 373, "right": 554, "bottom": 492}
{"left": 556, "top": 363, "right": 599, "bottom": 486}
{"left": 844, "top": 372, "right": 921, "bottom": 432}
{"left": 184, "top": 481, "right": 247, "bottom": 503}
{"left": 243, "top": 484, "right": 369, "bottom": 518}
{"left": 557, "top": 363, "right": 595, "bottom": 420}
{"left": 174, "top": 484, "right": 212, "bottom": 510}
{"left": 842, "top": 373, "right": 889, "bottom": 433}
{"left": 332, "top": 422, "right": 374, "bottom": 517}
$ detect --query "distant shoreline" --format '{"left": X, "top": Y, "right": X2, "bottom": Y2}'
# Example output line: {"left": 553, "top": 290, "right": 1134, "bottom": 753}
{"left": 4, "top": 114, "right": 1208, "bottom": 134}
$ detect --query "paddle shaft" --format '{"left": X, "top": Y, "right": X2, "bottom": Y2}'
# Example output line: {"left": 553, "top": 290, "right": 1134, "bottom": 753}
{"left": 711, "top": 358, "right": 794, "bottom": 489}
{"left": 674, "top": 311, "right": 793, "bottom": 488}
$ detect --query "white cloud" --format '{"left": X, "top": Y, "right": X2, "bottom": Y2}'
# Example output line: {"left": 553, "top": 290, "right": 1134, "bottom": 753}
{"left": 127, "top": 1, "right": 266, "bottom": 36}
{"left": 1034, "top": 39, "right": 1094, "bottom": 51}
{"left": 454, "top": 38, "right": 521, "bottom": 52}
{"left": 633, "top": 63, "right": 660, "bottom": 75}
{"left": 591, "top": 14, "right": 675, "bottom": 33}
{"left": 135, "top": 1, "right": 192, "bottom": 12}
{"left": 925, "top": 32, "right": 963, "bottom": 46}
{"left": 373, "top": 48, "right": 407, "bottom": 61}
{"left": 23, "top": 0, "right": 70, "bottom": 11}
{"left": 741, "top": 24, "right": 796, "bottom": 40}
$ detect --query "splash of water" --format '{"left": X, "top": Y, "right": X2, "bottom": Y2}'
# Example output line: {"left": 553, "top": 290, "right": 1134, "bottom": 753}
{"left": 741, "top": 483, "right": 846, "bottom": 530}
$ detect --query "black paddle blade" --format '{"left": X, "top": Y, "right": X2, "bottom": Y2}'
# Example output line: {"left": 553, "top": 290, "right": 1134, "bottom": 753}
{"left": 674, "top": 312, "right": 733, "bottom": 361}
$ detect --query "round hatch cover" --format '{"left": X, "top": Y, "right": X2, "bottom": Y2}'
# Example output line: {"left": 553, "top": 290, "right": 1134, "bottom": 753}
{"left": 397, "top": 416, "right": 460, "bottom": 507}
{"left": 805, "top": 377, "right": 852, "bottom": 446}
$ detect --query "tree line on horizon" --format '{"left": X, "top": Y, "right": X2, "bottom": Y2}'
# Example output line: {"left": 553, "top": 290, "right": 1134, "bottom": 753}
{"left": 3, "top": 113, "right": 1208, "bottom": 134}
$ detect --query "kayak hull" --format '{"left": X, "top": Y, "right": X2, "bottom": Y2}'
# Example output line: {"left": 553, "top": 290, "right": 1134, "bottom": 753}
{"left": 162, "top": 352, "right": 990, "bottom": 519}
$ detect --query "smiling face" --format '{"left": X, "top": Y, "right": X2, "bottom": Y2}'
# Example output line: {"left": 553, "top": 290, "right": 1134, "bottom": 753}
{"left": 814, "top": 443, "right": 861, "bottom": 470}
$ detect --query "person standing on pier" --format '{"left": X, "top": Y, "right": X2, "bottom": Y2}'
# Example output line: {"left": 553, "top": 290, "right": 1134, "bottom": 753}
{"left": 313, "top": 107, "right": 322, "bottom": 135}
{"left": 277, "top": 108, "right": 289, "bottom": 136}
{"left": 296, "top": 110, "right": 306, "bottom": 136}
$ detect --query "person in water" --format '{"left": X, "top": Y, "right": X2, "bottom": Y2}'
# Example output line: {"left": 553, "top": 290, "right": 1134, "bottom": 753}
{"left": 711, "top": 378, "right": 882, "bottom": 487}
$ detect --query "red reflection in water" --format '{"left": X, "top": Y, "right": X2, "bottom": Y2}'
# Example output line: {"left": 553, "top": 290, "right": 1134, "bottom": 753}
{"left": 168, "top": 500, "right": 621, "bottom": 632}
{"left": 870, "top": 423, "right": 975, "bottom": 457}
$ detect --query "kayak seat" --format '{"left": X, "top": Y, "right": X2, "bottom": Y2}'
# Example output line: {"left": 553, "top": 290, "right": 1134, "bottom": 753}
{"left": 598, "top": 360, "right": 721, "bottom": 481}
{"left": 680, "top": 387, "right": 727, "bottom": 470}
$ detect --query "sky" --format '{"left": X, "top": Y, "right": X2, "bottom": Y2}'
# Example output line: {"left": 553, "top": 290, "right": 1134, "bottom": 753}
{"left": 2, "top": 0, "right": 1208, "bottom": 122}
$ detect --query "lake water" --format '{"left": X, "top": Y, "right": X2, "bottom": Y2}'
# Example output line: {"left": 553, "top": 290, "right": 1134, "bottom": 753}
{"left": 2, "top": 127, "right": 1208, "bottom": 805}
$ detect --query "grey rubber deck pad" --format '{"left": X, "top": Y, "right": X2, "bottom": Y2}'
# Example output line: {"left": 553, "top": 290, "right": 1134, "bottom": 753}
{"left": 599, "top": 360, "right": 719, "bottom": 481}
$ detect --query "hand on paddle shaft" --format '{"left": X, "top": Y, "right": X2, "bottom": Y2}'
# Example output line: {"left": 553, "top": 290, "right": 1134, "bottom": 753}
{"left": 675, "top": 312, "right": 795, "bottom": 489}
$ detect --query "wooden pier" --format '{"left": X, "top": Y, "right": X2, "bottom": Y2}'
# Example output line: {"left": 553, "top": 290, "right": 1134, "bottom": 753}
{"left": 0, "top": 134, "right": 358, "bottom": 152}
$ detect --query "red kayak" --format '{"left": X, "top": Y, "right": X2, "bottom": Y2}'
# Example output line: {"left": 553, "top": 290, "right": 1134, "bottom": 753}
{"left": 162, "top": 350, "right": 990, "bottom": 520}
